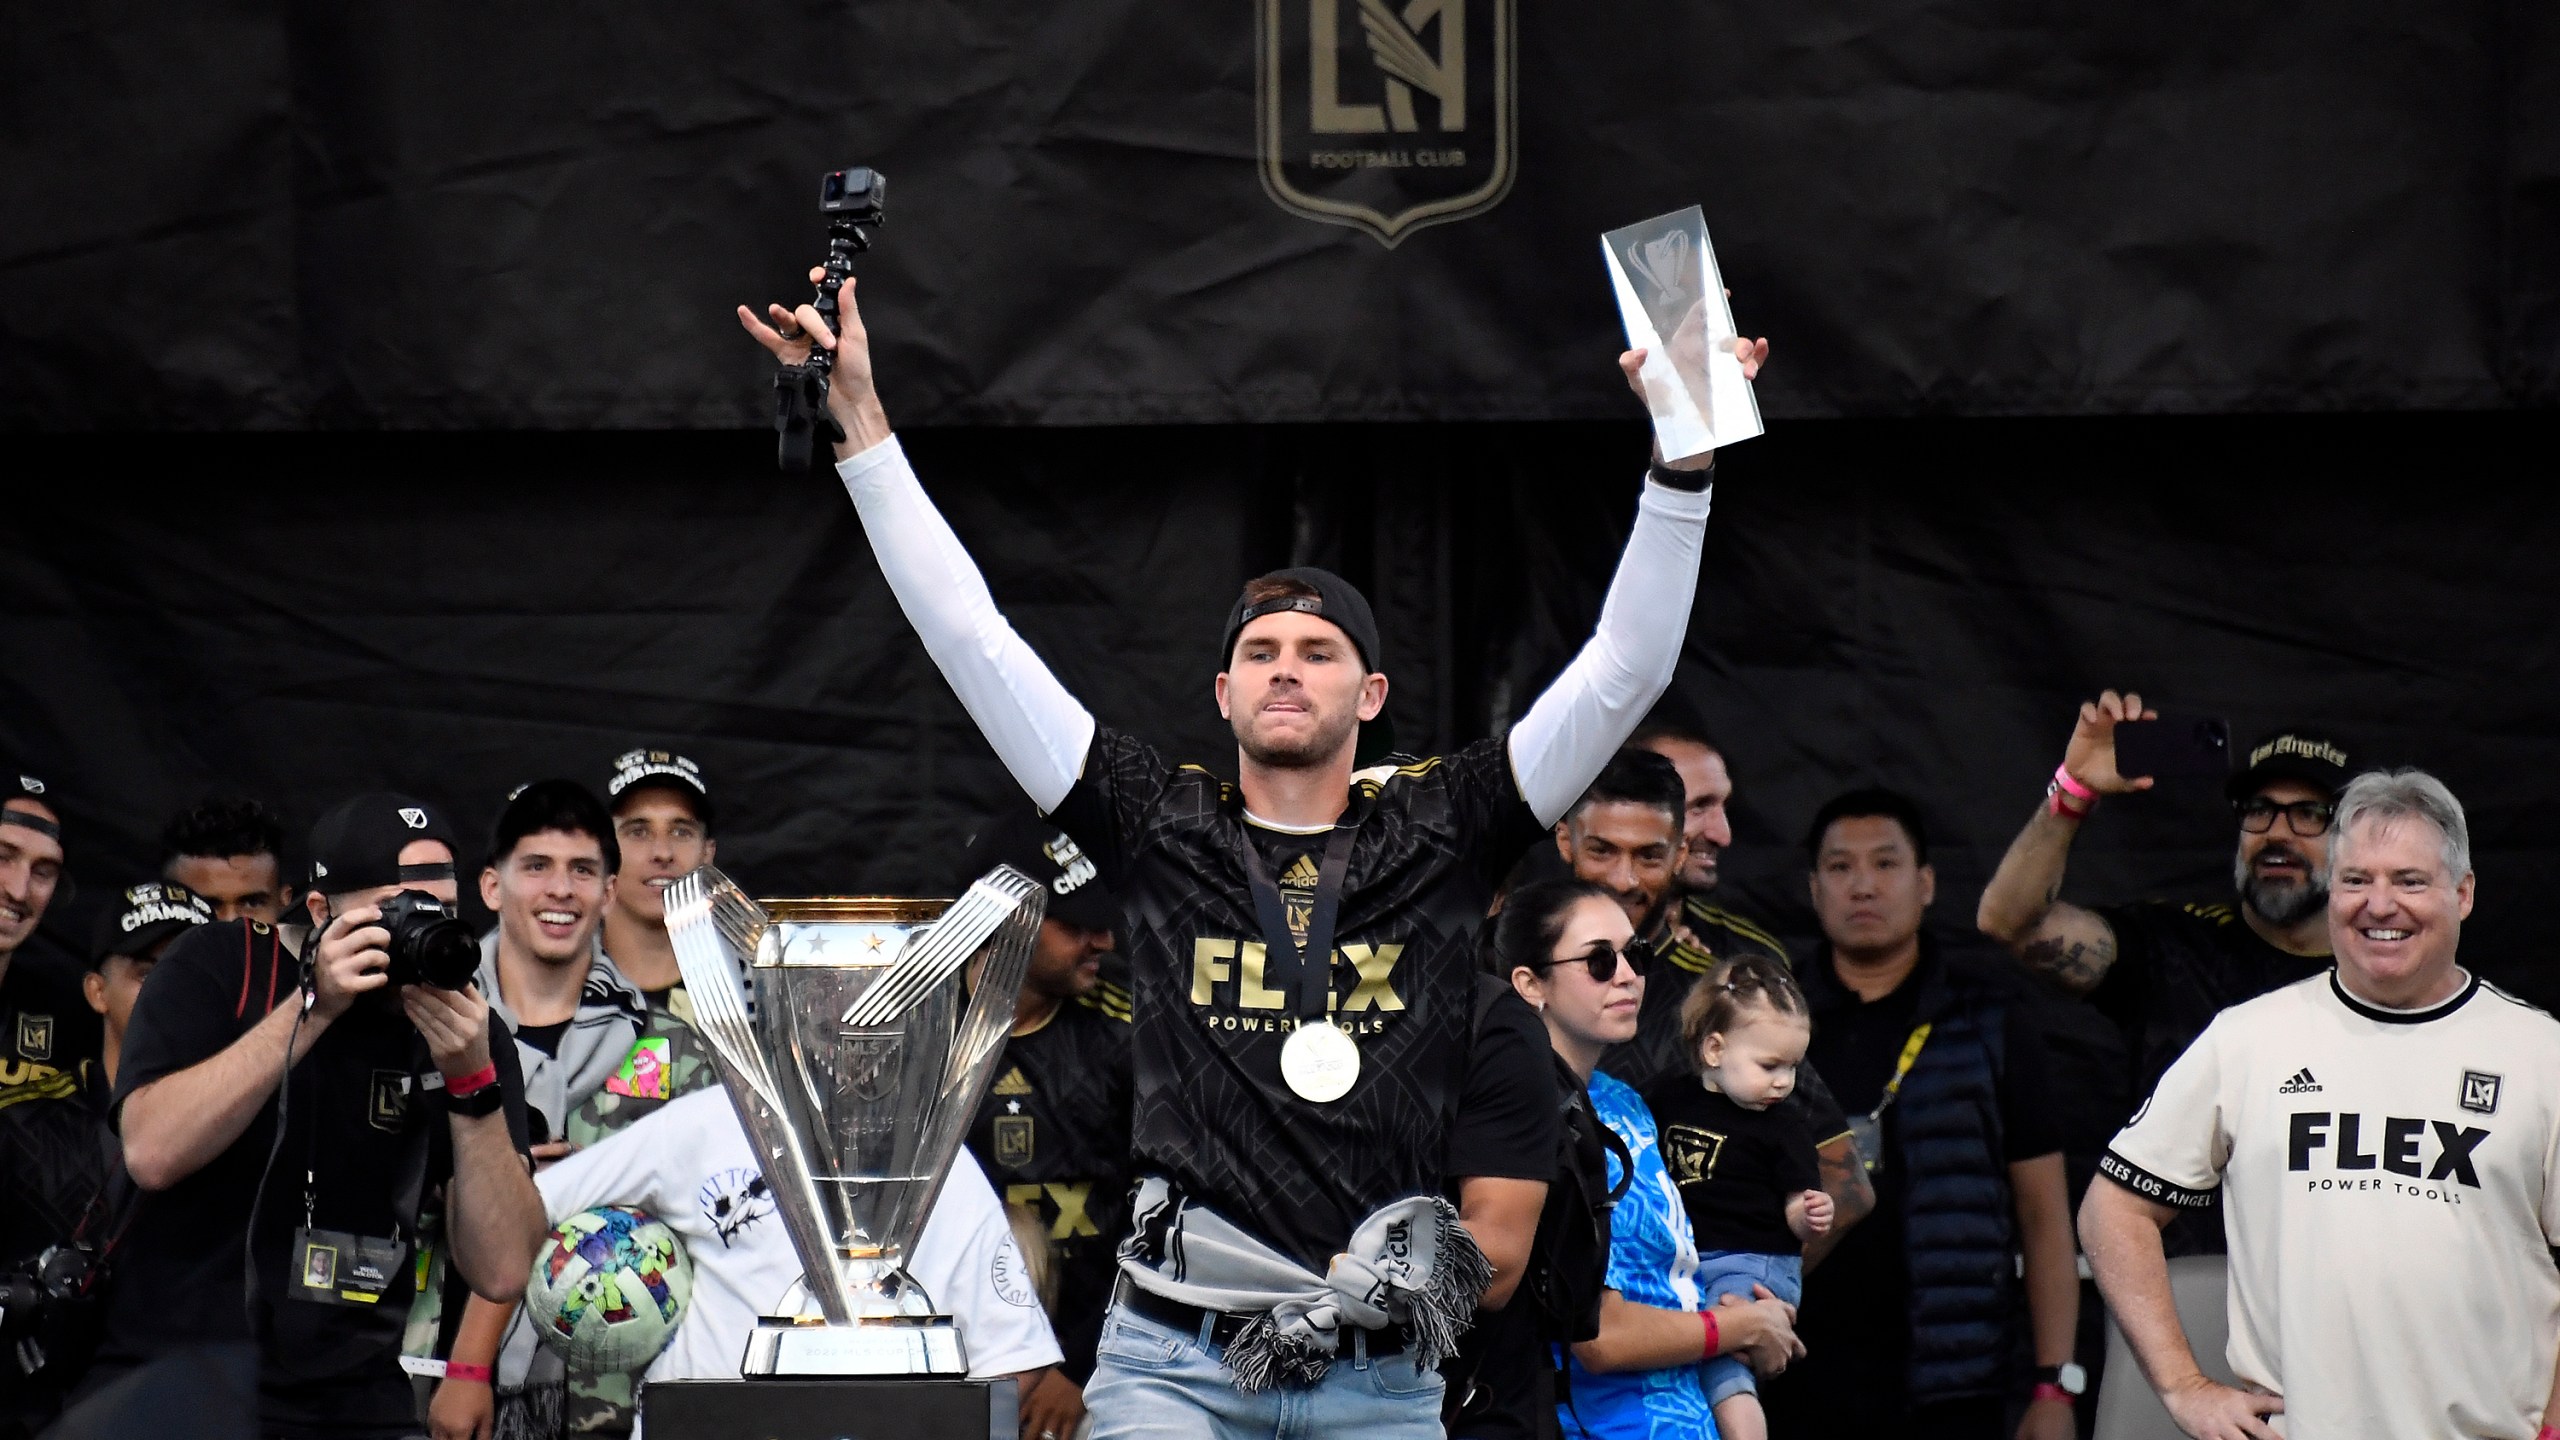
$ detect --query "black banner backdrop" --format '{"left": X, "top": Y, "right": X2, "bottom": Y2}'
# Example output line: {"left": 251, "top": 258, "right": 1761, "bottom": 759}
{"left": 4, "top": 414, "right": 2556, "bottom": 1015}
{"left": 3, "top": 0, "right": 2555, "bottom": 429}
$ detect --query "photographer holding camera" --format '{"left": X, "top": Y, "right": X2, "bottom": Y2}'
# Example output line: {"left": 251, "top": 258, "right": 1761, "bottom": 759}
{"left": 74, "top": 794, "right": 544, "bottom": 1440}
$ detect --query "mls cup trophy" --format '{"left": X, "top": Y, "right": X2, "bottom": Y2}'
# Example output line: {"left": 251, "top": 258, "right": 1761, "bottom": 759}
{"left": 661, "top": 864, "right": 1043, "bottom": 1378}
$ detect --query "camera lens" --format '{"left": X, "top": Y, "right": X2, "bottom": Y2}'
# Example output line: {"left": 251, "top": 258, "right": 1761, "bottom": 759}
{"left": 381, "top": 890, "right": 482, "bottom": 990}
{"left": 408, "top": 918, "right": 481, "bottom": 990}
{"left": 824, "top": 172, "right": 846, "bottom": 201}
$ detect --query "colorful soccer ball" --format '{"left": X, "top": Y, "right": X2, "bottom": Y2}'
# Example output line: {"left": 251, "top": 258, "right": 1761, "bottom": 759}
{"left": 525, "top": 1206, "right": 693, "bottom": 1373}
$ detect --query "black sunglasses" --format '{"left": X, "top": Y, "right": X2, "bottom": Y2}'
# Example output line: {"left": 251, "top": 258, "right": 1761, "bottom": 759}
{"left": 2235, "top": 797, "right": 2334, "bottom": 837}
{"left": 1532, "top": 941, "right": 1651, "bottom": 984}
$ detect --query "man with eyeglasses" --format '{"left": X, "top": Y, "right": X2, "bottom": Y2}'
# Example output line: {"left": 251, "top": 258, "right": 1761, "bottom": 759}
{"left": 1977, "top": 695, "right": 2347, "bottom": 1253}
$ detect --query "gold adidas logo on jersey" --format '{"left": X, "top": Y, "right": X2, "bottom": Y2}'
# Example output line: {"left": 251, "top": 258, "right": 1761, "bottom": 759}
{"left": 993, "top": 1067, "right": 1034, "bottom": 1096}
{"left": 1280, "top": 854, "right": 1322, "bottom": 889}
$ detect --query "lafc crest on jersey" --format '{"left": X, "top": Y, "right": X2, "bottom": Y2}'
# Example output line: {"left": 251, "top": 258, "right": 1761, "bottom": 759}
{"left": 1256, "top": 0, "right": 1516, "bottom": 246}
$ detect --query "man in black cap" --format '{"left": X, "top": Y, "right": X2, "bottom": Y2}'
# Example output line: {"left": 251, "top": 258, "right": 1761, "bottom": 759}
{"left": 741, "top": 272, "right": 1762, "bottom": 1436}
{"left": 1976, "top": 693, "right": 2346, "bottom": 1253}
{"left": 83, "top": 793, "right": 543, "bottom": 1440}
{"left": 0, "top": 766, "right": 91, "bottom": 1111}
{"left": 0, "top": 773, "right": 115, "bottom": 1440}
{"left": 960, "top": 814, "right": 1129, "bottom": 1440}
{"left": 85, "top": 882, "right": 213, "bottom": 1090}
{"left": 596, "top": 748, "right": 717, "bottom": 1006}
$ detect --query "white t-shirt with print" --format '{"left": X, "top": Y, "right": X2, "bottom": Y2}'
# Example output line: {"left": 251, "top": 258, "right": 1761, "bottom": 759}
{"left": 2104, "top": 970, "right": 2560, "bottom": 1439}
{"left": 533, "top": 1087, "right": 1062, "bottom": 1396}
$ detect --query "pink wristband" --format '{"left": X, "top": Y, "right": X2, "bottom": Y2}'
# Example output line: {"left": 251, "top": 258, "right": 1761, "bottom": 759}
{"left": 2031, "top": 1382, "right": 2073, "bottom": 1404}
{"left": 444, "top": 1362, "right": 492, "bottom": 1383}
{"left": 2049, "top": 764, "right": 2095, "bottom": 817}
{"left": 1699, "top": 1309, "right": 1719, "bottom": 1360}
{"left": 443, "top": 1064, "right": 499, "bottom": 1099}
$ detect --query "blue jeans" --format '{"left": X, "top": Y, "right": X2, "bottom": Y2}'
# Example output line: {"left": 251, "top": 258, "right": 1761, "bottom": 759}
{"left": 1083, "top": 1300, "right": 1446, "bottom": 1440}
{"left": 1695, "top": 1251, "right": 1802, "bottom": 1407}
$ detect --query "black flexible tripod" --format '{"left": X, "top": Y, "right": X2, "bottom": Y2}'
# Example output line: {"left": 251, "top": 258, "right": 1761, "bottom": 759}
{"left": 775, "top": 169, "right": 885, "bottom": 471}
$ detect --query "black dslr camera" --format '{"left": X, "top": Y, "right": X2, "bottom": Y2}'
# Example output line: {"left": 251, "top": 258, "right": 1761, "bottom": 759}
{"left": 774, "top": 166, "right": 887, "bottom": 472}
{"left": 377, "top": 889, "right": 479, "bottom": 990}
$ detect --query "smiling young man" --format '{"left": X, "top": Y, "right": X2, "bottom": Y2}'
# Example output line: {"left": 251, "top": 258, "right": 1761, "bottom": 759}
{"left": 433, "top": 762, "right": 727, "bottom": 1440}
{"left": 428, "top": 781, "right": 648, "bottom": 1440}
{"left": 739, "top": 272, "right": 1760, "bottom": 1437}
{"left": 2082, "top": 770, "right": 2560, "bottom": 1440}
{"left": 0, "top": 770, "right": 109, "bottom": 1438}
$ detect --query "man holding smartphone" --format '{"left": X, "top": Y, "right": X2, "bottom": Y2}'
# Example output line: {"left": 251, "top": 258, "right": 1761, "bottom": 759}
{"left": 1974, "top": 693, "right": 2346, "bottom": 1254}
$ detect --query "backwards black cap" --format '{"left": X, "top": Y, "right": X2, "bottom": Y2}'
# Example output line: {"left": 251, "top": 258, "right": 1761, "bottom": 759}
{"left": 1218, "top": 567, "right": 1382, "bottom": 675}
{"left": 963, "top": 814, "right": 1121, "bottom": 933}
{"left": 2226, "top": 728, "right": 2354, "bottom": 803}
{"left": 0, "top": 762, "right": 60, "bottom": 841}
{"left": 306, "top": 792, "right": 458, "bottom": 894}
{"left": 90, "top": 880, "right": 213, "bottom": 967}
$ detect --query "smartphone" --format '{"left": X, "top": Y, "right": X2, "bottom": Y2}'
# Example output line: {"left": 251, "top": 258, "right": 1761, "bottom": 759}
{"left": 2114, "top": 713, "right": 2232, "bottom": 781}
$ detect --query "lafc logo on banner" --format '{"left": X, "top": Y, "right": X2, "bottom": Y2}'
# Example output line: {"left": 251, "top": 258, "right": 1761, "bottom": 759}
{"left": 1258, "top": 0, "right": 1515, "bottom": 247}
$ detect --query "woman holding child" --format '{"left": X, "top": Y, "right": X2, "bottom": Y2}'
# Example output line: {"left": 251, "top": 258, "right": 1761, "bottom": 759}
{"left": 1496, "top": 878, "right": 1808, "bottom": 1440}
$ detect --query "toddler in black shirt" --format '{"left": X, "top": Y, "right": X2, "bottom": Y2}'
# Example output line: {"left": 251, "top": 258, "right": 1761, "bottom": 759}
{"left": 1640, "top": 954, "right": 1832, "bottom": 1440}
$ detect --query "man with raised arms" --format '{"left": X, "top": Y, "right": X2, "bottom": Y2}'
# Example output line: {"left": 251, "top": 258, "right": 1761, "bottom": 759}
{"left": 738, "top": 274, "right": 1765, "bottom": 1439}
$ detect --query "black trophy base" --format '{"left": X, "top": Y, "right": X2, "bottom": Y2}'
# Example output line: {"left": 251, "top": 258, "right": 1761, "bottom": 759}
{"left": 640, "top": 1375, "right": 1019, "bottom": 1440}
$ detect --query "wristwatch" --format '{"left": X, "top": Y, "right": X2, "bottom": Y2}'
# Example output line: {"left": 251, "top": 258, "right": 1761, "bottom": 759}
{"left": 2033, "top": 1362, "right": 2088, "bottom": 1396}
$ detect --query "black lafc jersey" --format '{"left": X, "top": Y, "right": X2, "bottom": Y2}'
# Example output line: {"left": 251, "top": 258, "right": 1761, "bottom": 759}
{"left": 1049, "top": 725, "right": 1544, "bottom": 1270}
{"left": 965, "top": 981, "right": 1134, "bottom": 1381}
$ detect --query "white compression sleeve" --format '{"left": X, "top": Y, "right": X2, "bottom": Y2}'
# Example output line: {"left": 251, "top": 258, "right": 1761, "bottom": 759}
{"left": 1506, "top": 476, "right": 1715, "bottom": 826}
{"left": 836, "top": 436, "right": 1095, "bottom": 813}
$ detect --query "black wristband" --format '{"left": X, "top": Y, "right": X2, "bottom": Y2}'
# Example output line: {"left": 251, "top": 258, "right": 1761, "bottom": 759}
{"left": 1648, "top": 459, "right": 1712, "bottom": 492}
{"left": 443, "top": 1083, "right": 505, "bottom": 1119}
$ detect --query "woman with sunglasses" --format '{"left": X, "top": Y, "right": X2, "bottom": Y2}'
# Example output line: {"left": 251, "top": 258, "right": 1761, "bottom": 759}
{"left": 1496, "top": 878, "right": 1804, "bottom": 1440}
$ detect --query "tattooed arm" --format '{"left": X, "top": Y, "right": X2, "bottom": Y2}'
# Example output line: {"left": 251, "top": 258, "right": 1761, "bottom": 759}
{"left": 1801, "top": 1132, "right": 1875, "bottom": 1272}
{"left": 1979, "top": 690, "right": 2158, "bottom": 994}
{"left": 1977, "top": 802, "right": 2122, "bottom": 994}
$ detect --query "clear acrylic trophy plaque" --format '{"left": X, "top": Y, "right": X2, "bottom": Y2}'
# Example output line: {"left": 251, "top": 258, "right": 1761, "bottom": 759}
{"left": 1602, "top": 206, "right": 1763, "bottom": 462}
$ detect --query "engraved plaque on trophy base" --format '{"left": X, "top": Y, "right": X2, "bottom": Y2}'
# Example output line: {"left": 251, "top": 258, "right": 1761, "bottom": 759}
{"left": 641, "top": 1376, "right": 1018, "bottom": 1440}
{"left": 743, "top": 1315, "right": 969, "bottom": 1376}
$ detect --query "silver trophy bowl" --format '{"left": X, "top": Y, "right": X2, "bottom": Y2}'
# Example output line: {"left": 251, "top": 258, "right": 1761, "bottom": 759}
{"left": 663, "top": 864, "right": 1043, "bottom": 1376}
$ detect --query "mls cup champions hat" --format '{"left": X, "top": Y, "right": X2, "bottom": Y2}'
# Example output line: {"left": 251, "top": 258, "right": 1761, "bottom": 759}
{"left": 963, "top": 814, "right": 1121, "bottom": 933}
{"left": 90, "top": 881, "right": 214, "bottom": 966}
{"left": 604, "top": 748, "right": 714, "bottom": 829}
{"left": 2226, "top": 728, "right": 2354, "bottom": 803}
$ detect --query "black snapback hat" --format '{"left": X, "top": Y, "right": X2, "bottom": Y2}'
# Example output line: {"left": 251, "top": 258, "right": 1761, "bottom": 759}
{"left": 962, "top": 814, "right": 1121, "bottom": 933}
{"left": 1, "top": 762, "right": 60, "bottom": 841}
{"left": 2226, "top": 728, "right": 2354, "bottom": 803}
{"left": 306, "top": 792, "right": 458, "bottom": 894}
{"left": 605, "top": 748, "right": 715, "bottom": 829}
{"left": 1218, "top": 567, "right": 1382, "bottom": 674}
{"left": 91, "top": 881, "right": 214, "bottom": 967}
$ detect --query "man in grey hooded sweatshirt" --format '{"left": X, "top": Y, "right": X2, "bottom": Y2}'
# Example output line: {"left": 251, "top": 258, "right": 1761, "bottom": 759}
{"left": 414, "top": 780, "right": 645, "bottom": 1437}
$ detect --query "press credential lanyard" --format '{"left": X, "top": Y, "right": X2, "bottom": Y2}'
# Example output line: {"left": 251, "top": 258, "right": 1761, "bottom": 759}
{"left": 1236, "top": 818, "right": 1359, "bottom": 1099}
{"left": 1847, "top": 1022, "right": 1932, "bottom": 1177}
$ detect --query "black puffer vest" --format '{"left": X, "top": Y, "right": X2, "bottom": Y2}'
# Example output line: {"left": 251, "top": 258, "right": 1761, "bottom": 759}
{"left": 1892, "top": 956, "right": 2019, "bottom": 1402}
